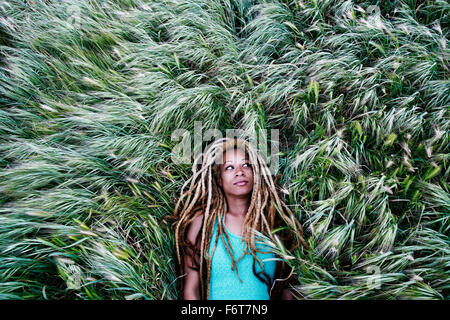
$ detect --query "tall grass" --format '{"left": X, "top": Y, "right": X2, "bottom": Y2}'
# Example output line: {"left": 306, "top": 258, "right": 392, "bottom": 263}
{"left": 0, "top": 0, "right": 448, "bottom": 299}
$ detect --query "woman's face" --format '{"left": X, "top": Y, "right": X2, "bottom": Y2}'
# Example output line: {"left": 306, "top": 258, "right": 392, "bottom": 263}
{"left": 217, "top": 148, "right": 254, "bottom": 198}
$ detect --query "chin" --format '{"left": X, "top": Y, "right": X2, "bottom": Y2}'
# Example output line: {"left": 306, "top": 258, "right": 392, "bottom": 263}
{"left": 230, "top": 189, "right": 253, "bottom": 196}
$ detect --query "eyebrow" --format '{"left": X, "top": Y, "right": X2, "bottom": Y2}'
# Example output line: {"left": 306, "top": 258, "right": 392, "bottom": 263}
{"left": 224, "top": 159, "right": 247, "bottom": 164}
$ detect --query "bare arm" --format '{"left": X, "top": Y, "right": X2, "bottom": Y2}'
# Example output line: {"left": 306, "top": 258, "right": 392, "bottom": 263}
{"left": 183, "top": 213, "right": 203, "bottom": 300}
{"left": 183, "top": 254, "right": 200, "bottom": 299}
{"left": 282, "top": 287, "right": 294, "bottom": 300}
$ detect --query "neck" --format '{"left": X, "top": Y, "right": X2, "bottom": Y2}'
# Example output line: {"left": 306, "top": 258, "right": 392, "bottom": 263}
{"left": 225, "top": 195, "right": 250, "bottom": 217}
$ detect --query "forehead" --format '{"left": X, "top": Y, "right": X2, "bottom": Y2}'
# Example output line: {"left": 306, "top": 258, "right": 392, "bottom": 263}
{"left": 222, "top": 148, "right": 248, "bottom": 163}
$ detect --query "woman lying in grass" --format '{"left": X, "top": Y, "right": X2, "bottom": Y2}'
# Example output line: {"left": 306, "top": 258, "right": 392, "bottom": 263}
{"left": 172, "top": 137, "right": 308, "bottom": 300}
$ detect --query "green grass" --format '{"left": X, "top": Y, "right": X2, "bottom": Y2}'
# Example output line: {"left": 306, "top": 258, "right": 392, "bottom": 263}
{"left": 0, "top": 0, "right": 448, "bottom": 299}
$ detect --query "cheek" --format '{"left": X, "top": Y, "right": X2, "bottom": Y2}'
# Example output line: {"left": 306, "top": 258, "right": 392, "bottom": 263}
{"left": 224, "top": 173, "right": 234, "bottom": 185}
{"left": 221, "top": 172, "right": 231, "bottom": 186}
{"left": 247, "top": 168, "right": 254, "bottom": 180}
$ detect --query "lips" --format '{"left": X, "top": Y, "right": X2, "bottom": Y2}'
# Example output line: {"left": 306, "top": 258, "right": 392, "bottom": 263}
{"left": 234, "top": 180, "right": 248, "bottom": 186}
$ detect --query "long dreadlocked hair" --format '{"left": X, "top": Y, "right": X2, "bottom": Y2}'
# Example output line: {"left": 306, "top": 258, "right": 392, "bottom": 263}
{"left": 170, "top": 137, "right": 308, "bottom": 300}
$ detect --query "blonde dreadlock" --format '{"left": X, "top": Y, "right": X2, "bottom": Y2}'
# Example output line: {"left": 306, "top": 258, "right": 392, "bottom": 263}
{"left": 170, "top": 137, "right": 308, "bottom": 300}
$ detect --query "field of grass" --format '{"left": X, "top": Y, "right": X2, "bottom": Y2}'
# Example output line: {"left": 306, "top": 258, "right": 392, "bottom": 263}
{"left": 0, "top": 0, "right": 448, "bottom": 299}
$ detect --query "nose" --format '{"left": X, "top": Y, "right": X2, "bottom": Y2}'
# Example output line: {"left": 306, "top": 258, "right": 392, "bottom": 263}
{"left": 236, "top": 169, "right": 244, "bottom": 176}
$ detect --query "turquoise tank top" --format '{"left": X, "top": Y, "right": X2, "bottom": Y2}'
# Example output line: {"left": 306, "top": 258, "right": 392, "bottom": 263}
{"left": 208, "top": 216, "right": 277, "bottom": 300}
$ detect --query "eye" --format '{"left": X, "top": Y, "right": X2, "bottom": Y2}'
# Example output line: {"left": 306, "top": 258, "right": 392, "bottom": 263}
{"left": 225, "top": 163, "right": 251, "bottom": 170}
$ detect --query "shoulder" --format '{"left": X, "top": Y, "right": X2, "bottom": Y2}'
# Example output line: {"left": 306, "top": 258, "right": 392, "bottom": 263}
{"left": 186, "top": 210, "right": 204, "bottom": 244}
